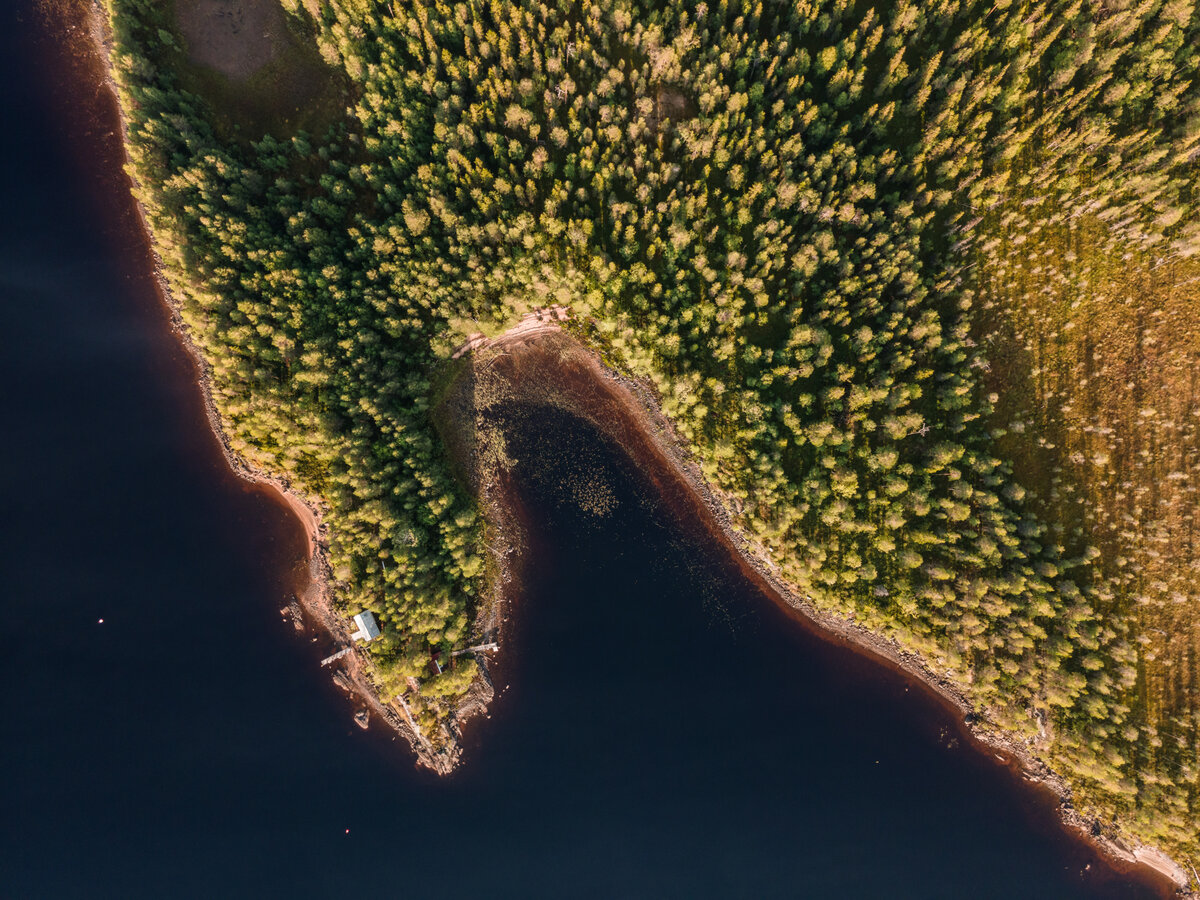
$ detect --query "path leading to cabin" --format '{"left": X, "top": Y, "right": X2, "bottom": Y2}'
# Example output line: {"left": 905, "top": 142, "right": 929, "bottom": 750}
{"left": 452, "top": 305, "right": 570, "bottom": 359}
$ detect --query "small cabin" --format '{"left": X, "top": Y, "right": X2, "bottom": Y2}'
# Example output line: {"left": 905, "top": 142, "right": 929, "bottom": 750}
{"left": 349, "top": 611, "right": 381, "bottom": 643}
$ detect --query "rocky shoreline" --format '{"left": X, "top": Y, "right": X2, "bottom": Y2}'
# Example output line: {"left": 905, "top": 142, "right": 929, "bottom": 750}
{"left": 451, "top": 326, "right": 1193, "bottom": 897}
{"left": 73, "top": 2, "right": 1192, "bottom": 892}
{"left": 75, "top": 0, "right": 447, "bottom": 772}
{"left": 606, "top": 370, "right": 1194, "bottom": 896}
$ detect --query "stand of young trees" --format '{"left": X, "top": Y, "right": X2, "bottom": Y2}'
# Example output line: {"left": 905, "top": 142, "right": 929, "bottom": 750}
{"left": 109, "top": 0, "right": 1198, "bottom": 857}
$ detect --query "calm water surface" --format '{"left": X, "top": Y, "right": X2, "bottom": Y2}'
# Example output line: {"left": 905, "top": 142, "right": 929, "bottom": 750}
{"left": 0, "top": 5, "right": 1167, "bottom": 898}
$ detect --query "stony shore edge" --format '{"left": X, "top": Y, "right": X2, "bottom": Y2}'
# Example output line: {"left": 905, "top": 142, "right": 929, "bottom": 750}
{"left": 76, "top": 0, "right": 447, "bottom": 771}
{"left": 75, "top": 3, "right": 1191, "bottom": 892}
{"left": 601, "top": 355, "right": 1193, "bottom": 895}
{"left": 468, "top": 327, "right": 1194, "bottom": 894}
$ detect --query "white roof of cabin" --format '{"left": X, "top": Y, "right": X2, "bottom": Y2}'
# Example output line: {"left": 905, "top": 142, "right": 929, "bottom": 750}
{"left": 351, "top": 611, "right": 381, "bottom": 642}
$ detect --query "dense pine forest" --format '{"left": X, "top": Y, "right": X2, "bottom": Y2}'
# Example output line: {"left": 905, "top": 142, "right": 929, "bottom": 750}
{"left": 106, "top": 0, "right": 1199, "bottom": 863}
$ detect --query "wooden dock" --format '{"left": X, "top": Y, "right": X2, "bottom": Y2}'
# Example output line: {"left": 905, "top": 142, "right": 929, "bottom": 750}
{"left": 451, "top": 642, "right": 500, "bottom": 657}
{"left": 320, "top": 646, "right": 353, "bottom": 666}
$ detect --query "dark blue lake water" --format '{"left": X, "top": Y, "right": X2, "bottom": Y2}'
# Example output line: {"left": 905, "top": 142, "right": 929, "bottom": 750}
{"left": 0, "top": 5, "right": 1168, "bottom": 898}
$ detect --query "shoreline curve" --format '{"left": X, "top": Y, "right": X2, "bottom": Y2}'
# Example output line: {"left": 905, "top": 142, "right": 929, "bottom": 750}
{"left": 453, "top": 325, "right": 1192, "bottom": 898}
{"left": 63, "top": 2, "right": 1193, "bottom": 893}
{"left": 70, "top": 0, "right": 444, "bottom": 769}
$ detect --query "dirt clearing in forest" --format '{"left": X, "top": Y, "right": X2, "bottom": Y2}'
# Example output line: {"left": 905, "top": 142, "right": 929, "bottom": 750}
{"left": 170, "top": 0, "right": 344, "bottom": 137}
{"left": 174, "top": 0, "right": 291, "bottom": 80}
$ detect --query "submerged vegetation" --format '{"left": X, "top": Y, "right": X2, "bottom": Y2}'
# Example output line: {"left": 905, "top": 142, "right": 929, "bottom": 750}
{"left": 107, "top": 0, "right": 1198, "bottom": 862}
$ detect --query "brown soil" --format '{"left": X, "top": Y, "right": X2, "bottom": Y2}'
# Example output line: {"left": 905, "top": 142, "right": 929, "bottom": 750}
{"left": 171, "top": 0, "right": 339, "bottom": 135}
{"left": 174, "top": 0, "right": 291, "bottom": 80}
{"left": 655, "top": 86, "right": 693, "bottom": 121}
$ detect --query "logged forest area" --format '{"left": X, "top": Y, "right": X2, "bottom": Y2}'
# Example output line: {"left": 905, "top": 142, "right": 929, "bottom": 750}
{"left": 105, "top": 0, "right": 1199, "bottom": 864}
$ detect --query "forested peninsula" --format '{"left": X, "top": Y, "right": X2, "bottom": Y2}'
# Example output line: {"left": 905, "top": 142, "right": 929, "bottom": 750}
{"left": 100, "top": 0, "right": 1198, "bottom": 878}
